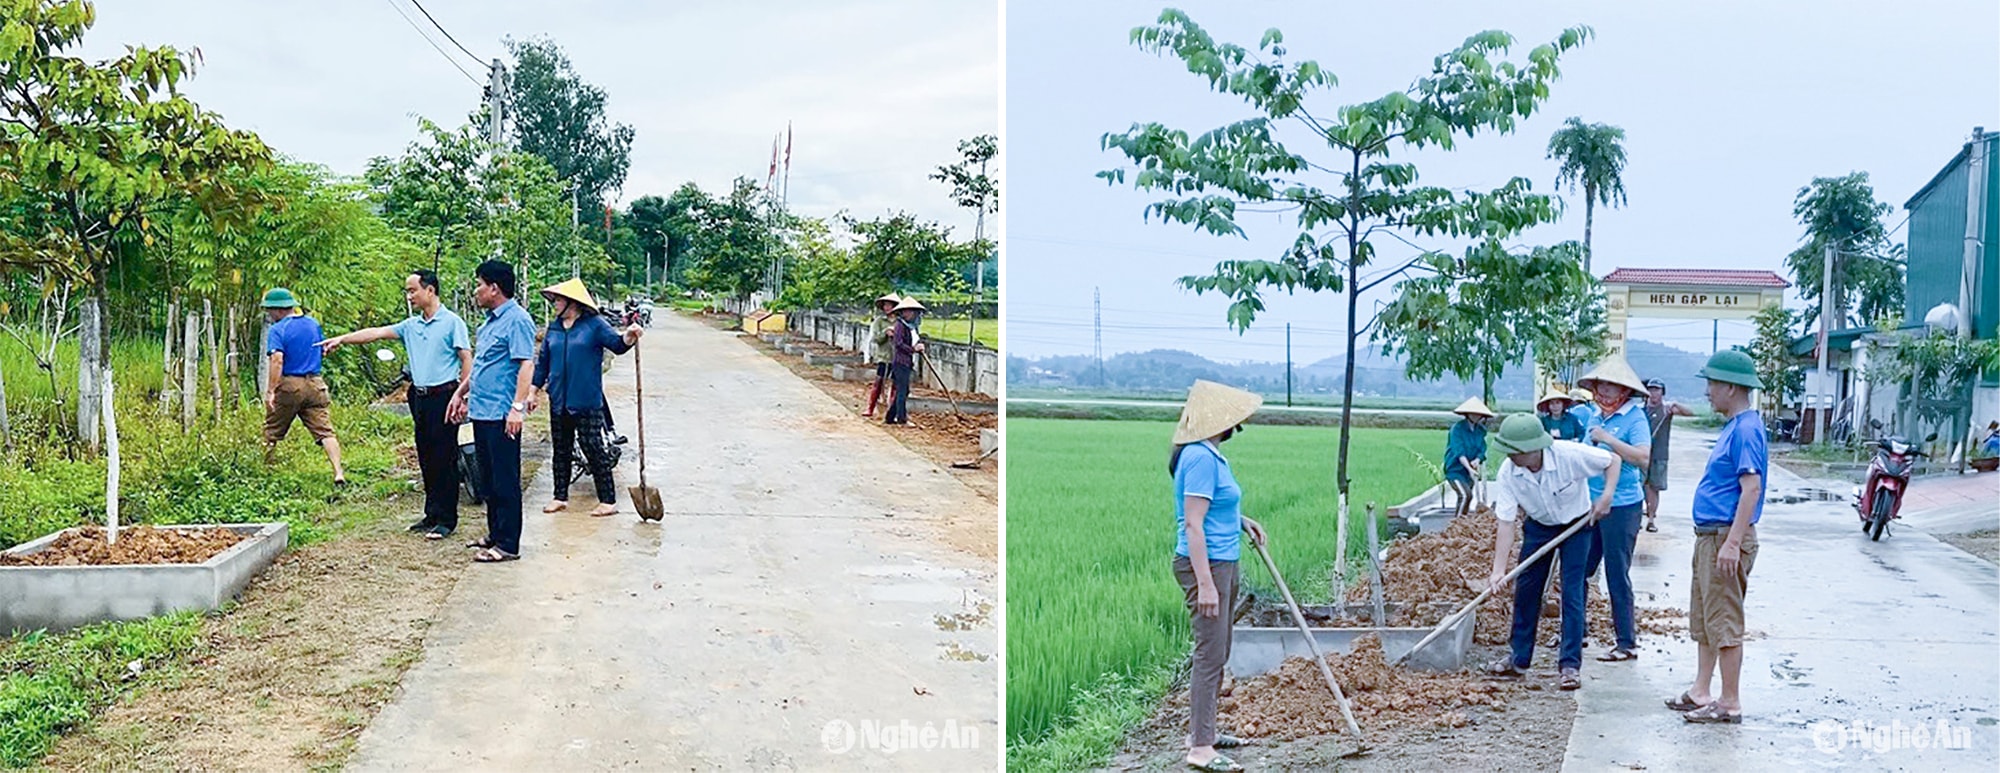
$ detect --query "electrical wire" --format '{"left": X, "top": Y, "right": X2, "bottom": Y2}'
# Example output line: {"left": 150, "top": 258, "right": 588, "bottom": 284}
{"left": 382, "top": 0, "right": 481, "bottom": 87}
{"left": 409, "top": 0, "right": 485, "bottom": 64}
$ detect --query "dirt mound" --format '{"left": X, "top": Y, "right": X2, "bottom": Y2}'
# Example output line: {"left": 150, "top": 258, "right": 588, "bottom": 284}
{"left": 1, "top": 525, "right": 246, "bottom": 566}
{"left": 1219, "top": 636, "right": 1511, "bottom": 740}
{"left": 1342, "top": 509, "right": 1684, "bottom": 646}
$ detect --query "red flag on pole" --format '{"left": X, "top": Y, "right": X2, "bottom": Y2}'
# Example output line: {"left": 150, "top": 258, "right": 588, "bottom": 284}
{"left": 784, "top": 122, "right": 792, "bottom": 172}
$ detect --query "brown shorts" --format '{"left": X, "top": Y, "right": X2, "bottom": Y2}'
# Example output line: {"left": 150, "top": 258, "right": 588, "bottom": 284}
{"left": 1689, "top": 528, "right": 1757, "bottom": 647}
{"left": 265, "top": 375, "right": 336, "bottom": 445}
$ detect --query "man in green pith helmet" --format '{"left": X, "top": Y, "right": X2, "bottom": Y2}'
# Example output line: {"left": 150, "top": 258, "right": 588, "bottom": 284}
{"left": 260, "top": 287, "right": 345, "bottom": 485}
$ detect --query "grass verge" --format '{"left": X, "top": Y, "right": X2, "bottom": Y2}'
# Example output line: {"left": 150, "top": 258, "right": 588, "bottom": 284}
{"left": 0, "top": 613, "right": 204, "bottom": 767}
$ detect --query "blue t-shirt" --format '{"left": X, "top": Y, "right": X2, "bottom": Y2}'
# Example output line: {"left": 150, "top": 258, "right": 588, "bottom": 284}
{"left": 1575, "top": 400, "right": 1652, "bottom": 506}
{"left": 1443, "top": 419, "right": 1487, "bottom": 481}
{"left": 1693, "top": 410, "right": 1768, "bottom": 527}
{"left": 468, "top": 299, "right": 537, "bottom": 422}
{"left": 1541, "top": 412, "right": 1586, "bottom": 442}
{"left": 1174, "top": 441, "right": 1244, "bottom": 562}
{"left": 532, "top": 315, "right": 632, "bottom": 414}
{"left": 266, "top": 314, "right": 324, "bottom": 376}
{"left": 392, "top": 308, "right": 471, "bottom": 388}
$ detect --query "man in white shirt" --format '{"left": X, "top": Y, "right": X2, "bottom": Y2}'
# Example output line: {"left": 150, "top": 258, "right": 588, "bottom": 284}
{"left": 1485, "top": 414, "right": 1621, "bottom": 691}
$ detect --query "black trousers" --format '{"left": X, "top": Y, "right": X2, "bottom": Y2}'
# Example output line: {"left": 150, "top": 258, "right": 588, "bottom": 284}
{"left": 473, "top": 419, "right": 523, "bottom": 555}
{"left": 409, "top": 386, "right": 459, "bottom": 529}
{"left": 887, "top": 363, "right": 913, "bottom": 424}
{"left": 551, "top": 409, "right": 616, "bottom": 503}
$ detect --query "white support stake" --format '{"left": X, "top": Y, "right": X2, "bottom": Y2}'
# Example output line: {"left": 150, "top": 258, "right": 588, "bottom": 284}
{"left": 103, "top": 367, "right": 120, "bottom": 545}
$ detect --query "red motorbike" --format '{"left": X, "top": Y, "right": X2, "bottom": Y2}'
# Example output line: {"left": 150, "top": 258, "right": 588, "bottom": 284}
{"left": 1852, "top": 421, "right": 1937, "bottom": 542}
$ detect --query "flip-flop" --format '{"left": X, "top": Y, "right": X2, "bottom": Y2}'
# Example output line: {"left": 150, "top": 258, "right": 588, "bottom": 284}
{"left": 1645, "top": 520, "right": 1659, "bottom": 533}
{"left": 473, "top": 547, "right": 519, "bottom": 563}
{"left": 1558, "top": 668, "right": 1581, "bottom": 691}
{"left": 1186, "top": 754, "right": 1243, "bottom": 772}
{"left": 1597, "top": 648, "right": 1638, "bottom": 662}
{"left": 1213, "top": 734, "right": 1244, "bottom": 749}
{"left": 1485, "top": 660, "right": 1526, "bottom": 679}
{"left": 1665, "top": 692, "right": 1702, "bottom": 712}
{"left": 1683, "top": 702, "right": 1742, "bottom": 724}
{"left": 465, "top": 537, "right": 494, "bottom": 550}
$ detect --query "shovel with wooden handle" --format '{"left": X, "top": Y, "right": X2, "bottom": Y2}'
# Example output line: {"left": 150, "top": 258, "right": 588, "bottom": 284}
{"left": 1251, "top": 539, "right": 1367, "bottom": 756}
{"left": 627, "top": 336, "right": 664, "bottom": 522}
{"left": 1393, "top": 514, "right": 1593, "bottom": 666}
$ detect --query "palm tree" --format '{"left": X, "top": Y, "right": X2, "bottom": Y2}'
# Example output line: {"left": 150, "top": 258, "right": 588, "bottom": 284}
{"left": 1547, "top": 117, "right": 1629, "bottom": 274}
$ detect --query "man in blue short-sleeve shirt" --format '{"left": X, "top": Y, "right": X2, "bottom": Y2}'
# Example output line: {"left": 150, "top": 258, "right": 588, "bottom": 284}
{"left": 259, "top": 287, "right": 344, "bottom": 484}
{"left": 319, "top": 270, "right": 473, "bottom": 539}
{"left": 1676, "top": 350, "right": 1767, "bottom": 725}
{"left": 449, "top": 260, "right": 539, "bottom": 562}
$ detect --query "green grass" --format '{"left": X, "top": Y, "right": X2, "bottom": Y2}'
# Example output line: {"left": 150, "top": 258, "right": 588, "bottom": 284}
{"left": 1005, "top": 419, "right": 1446, "bottom": 766}
{"left": 1007, "top": 386, "right": 1537, "bottom": 414}
{"left": 920, "top": 318, "right": 998, "bottom": 349}
{"left": 0, "top": 612, "right": 204, "bottom": 767}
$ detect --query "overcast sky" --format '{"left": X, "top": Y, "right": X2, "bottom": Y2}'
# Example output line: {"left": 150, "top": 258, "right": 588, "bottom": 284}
{"left": 81, "top": 0, "right": 998, "bottom": 236}
{"left": 1005, "top": 0, "right": 2000, "bottom": 365}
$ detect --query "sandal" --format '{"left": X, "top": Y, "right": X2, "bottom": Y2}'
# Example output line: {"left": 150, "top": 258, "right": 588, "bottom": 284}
{"left": 542, "top": 501, "right": 568, "bottom": 514}
{"left": 589, "top": 505, "right": 619, "bottom": 518}
{"left": 1485, "top": 659, "right": 1526, "bottom": 679}
{"left": 473, "top": 547, "right": 519, "bottom": 563}
{"left": 1213, "top": 733, "right": 1244, "bottom": 749}
{"left": 1683, "top": 702, "right": 1742, "bottom": 724}
{"left": 465, "top": 537, "right": 494, "bottom": 550}
{"left": 1597, "top": 648, "right": 1638, "bottom": 662}
{"left": 1665, "top": 692, "right": 1703, "bottom": 712}
{"left": 1558, "top": 667, "right": 1581, "bottom": 691}
{"left": 1186, "top": 754, "right": 1243, "bottom": 772}
{"left": 1645, "top": 519, "right": 1659, "bottom": 533}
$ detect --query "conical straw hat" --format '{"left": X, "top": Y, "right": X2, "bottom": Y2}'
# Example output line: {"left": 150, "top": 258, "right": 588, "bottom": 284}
{"left": 1536, "top": 389, "right": 1572, "bottom": 408}
{"left": 892, "top": 296, "right": 927, "bottom": 312}
{"left": 540, "top": 278, "right": 599, "bottom": 313}
{"left": 1576, "top": 354, "right": 1647, "bottom": 395}
{"left": 1173, "top": 380, "right": 1263, "bottom": 445}
{"left": 1452, "top": 397, "right": 1495, "bottom": 418}
{"left": 1568, "top": 388, "right": 1591, "bottom": 403}
{"left": 874, "top": 293, "right": 901, "bottom": 307}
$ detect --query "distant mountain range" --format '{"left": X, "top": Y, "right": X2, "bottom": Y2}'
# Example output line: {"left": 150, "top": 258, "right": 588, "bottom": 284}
{"left": 1008, "top": 339, "right": 1718, "bottom": 403}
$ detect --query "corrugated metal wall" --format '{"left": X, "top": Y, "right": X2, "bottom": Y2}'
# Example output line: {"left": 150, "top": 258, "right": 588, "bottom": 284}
{"left": 1904, "top": 134, "right": 1999, "bottom": 342}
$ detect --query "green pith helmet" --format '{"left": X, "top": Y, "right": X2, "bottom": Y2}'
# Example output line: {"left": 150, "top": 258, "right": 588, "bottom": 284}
{"left": 1698, "top": 350, "right": 1763, "bottom": 390}
{"left": 261, "top": 287, "right": 299, "bottom": 309}
{"left": 1491, "top": 413, "right": 1553, "bottom": 455}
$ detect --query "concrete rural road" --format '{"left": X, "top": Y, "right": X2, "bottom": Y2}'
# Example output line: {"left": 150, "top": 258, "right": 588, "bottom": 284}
{"left": 348, "top": 312, "right": 997, "bottom": 771}
{"left": 1549, "top": 427, "right": 1999, "bottom": 771}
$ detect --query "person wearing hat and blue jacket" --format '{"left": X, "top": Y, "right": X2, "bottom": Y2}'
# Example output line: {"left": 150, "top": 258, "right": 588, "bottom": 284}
{"left": 1671, "top": 350, "right": 1767, "bottom": 724}
{"left": 260, "top": 287, "right": 346, "bottom": 485}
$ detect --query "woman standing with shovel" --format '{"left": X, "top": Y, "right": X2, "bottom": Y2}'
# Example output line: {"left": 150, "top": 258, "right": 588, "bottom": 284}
{"left": 529, "top": 278, "right": 641, "bottom": 517}
{"left": 1170, "top": 380, "right": 1268, "bottom": 773}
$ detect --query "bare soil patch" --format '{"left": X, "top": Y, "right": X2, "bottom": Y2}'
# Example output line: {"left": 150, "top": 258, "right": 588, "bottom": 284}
{"left": 1, "top": 526, "right": 246, "bottom": 567}
{"left": 1940, "top": 529, "right": 1999, "bottom": 565}
{"left": 36, "top": 495, "right": 470, "bottom": 772}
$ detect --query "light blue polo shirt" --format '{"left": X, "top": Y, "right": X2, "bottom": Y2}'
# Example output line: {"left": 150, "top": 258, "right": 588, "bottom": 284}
{"left": 1693, "top": 410, "right": 1768, "bottom": 527}
{"left": 468, "top": 299, "right": 536, "bottom": 422}
{"left": 1574, "top": 399, "right": 1652, "bottom": 506}
{"left": 392, "top": 307, "right": 470, "bottom": 388}
{"left": 1174, "top": 441, "right": 1244, "bottom": 562}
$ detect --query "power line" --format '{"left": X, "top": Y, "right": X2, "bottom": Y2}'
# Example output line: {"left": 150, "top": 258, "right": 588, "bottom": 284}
{"left": 408, "top": 0, "right": 485, "bottom": 64}
{"left": 382, "top": 0, "right": 481, "bottom": 87}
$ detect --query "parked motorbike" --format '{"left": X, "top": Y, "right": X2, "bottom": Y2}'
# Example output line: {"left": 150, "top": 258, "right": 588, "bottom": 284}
{"left": 1852, "top": 419, "right": 1939, "bottom": 542}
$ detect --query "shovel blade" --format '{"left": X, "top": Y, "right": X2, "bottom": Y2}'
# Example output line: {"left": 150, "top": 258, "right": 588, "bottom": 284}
{"left": 629, "top": 484, "right": 664, "bottom": 521}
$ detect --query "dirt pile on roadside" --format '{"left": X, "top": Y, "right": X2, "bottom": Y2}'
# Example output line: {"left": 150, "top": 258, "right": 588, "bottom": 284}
{"left": 1221, "top": 635, "right": 1511, "bottom": 739}
{"left": 1341, "top": 509, "right": 1684, "bottom": 646}
{"left": 1, "top": 525, "right": 246, "bottom": 566}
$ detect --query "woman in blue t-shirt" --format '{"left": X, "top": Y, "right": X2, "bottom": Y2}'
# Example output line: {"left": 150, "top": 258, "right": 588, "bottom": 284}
{"left": 1169, "top": 380, "right": 1268, "bottom": 773}
{"left": 1443, "top": 398, "right": 1496, "bottom": 517}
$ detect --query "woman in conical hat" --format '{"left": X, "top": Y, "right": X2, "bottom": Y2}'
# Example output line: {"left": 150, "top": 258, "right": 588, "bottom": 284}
{"left": 1572, "top": 353, "right": 1654, "bottom": 663}
{"left": 883, "top": 296, "right": 927, "bottom": 426}
{"left": 530, "top": 278, "right": 642, "bottom": 517}
{"left": 863, "top": 292, "right": 901, "bottom": 418}
{"left": 1443, "top": 397, "right": 1495, "bottom": 518}
{"left": 1169, "top": 380, "right": 1268, "bottom": 772}
{"left": 1538, "top": 388, "right": 1585, "bottom": 442}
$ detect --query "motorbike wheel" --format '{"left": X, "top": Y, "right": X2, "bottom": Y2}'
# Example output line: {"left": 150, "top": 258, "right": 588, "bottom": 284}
{"left": 1868, "top": 492, "right": 1894, "bottom": 542}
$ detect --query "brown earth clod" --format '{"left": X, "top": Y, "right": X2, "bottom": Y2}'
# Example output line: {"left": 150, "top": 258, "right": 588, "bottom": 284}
{"left": 0, "top": 525, "right": 247, "bottom": 567}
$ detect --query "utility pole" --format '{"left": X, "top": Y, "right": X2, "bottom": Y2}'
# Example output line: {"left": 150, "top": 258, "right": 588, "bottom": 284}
{"left": 1815, "top": 241, "right": 1835, "bottom": 445}
{"left": 1712, "top": 320, "right": 1719, "bottom": 355}
{"left": 1093, "top": 287, "right": 1104, "bottom": 387}
{"left": 1286, "top": 323, "right": 1293, "bottom": 407}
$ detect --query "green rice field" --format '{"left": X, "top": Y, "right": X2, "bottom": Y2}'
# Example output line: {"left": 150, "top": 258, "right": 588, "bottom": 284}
{"left": 1005, "top": 418, "right": 1457, "bottom": 763}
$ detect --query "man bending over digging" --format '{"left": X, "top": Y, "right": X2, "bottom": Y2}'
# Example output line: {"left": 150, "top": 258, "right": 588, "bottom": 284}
{"left": 1485, "top": 414, "right": 1620, "bottom": 690}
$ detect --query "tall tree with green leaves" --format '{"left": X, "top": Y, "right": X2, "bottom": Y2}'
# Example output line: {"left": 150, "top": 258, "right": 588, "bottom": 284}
{"left": 1785, "top": 172, "right": 1904, "bottom": 329}
{"left": 1099, "top": 9, "right": 1588, "bottom": 559}
{"left": 682, "top": 178, "right": 778, "bottom": 299}
{"left": 365, "top": 119, "right": 485, "bottom": 272}
{"left": 505, "top": 37, "right": 634, "bottom": 213}
{"left": 1545, "top": 117, "right": 1628, "bottom": 273}
{"left": 1376, "top": 241, "right": 1597, "bottom": 406}
{"left": 847, "top": 212, "right": 976, "bottom": 291}
{"left": 1746, "top": 303, "right": 1804, "bottom": 418}
{"left": 1, "top": 0, "right": 275, "bottom": 450}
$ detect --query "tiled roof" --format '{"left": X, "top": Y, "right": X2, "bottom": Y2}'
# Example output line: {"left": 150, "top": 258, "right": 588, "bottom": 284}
{"left": 1602, "top": 268, "right": 1791, "bottom": 289}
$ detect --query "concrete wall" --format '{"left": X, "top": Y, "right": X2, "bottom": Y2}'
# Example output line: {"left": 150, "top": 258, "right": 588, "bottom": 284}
{"left": 789, "top": 310, "right": 999, "bottom": 398}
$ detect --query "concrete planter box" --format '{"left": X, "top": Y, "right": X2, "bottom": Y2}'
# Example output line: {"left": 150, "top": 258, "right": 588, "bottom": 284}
{"left": 1, "top": 523, "right": 288, "bottom": 635}
{"left": 1229, "top": 603, "right": 1474, "bottom": 676}
{"left": 803, "top": 352, "right": 863, "bottom": 367}
{"left": 908, "top": 397, "right": 998, "bottom": 415}
{"left": 832, "top": 364, "right": 875, "bottom": 383}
